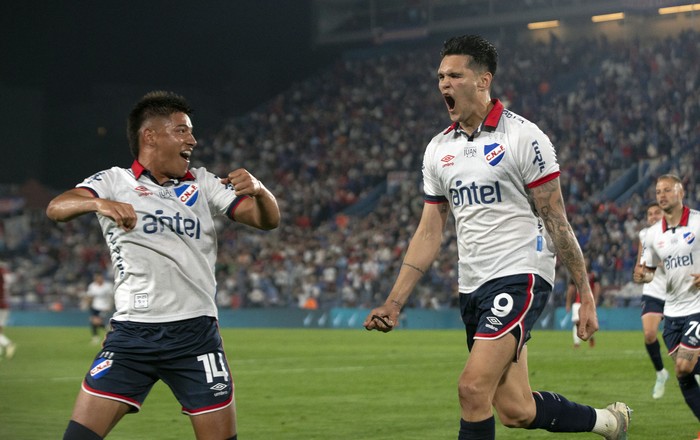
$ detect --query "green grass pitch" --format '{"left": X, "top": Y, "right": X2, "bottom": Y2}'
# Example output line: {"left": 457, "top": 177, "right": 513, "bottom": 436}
{"left": 0, "top": 327, "right": 697, "bottom": 439}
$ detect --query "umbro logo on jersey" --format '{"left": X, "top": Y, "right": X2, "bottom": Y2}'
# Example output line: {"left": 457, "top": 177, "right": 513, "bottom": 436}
{"left": 484, "top": 143, "right": 505, "bottom": 166}
{"left": 134, "top": 186, "right": 153, "bottom": 197}
{"left": 175, "top": 184, "right": 199, "bottom": 206}
{"left": 441, "top": 154, "right": 455, "bottom": 168}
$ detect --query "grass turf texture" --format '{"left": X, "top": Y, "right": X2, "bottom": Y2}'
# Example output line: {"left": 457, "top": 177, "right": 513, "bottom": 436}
{"left": 0, "top": 327, "right": 697, "bottom": 439}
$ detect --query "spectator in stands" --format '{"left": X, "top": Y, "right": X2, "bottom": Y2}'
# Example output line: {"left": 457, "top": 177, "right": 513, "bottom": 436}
{"left": 363, "top": 34, "right": 629, "bottom": 440}
{"left": 46, "top": 90, "right": 280, "bottom": 440}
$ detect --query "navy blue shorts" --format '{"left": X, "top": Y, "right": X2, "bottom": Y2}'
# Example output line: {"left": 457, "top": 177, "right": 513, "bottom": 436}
{"left": 460, "top": 274, "right": 551, "bottom": 361}
{"left": 82, "top": 316, "right": 234, "bottom": 415}
{"left": 663, "top": 312, "right": 700, "bottom": 355}
{"left": 640, "top": 295, "right": 665, "bottom": 317}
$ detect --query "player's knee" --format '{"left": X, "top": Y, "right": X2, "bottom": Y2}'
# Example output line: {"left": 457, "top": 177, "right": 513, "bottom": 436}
{"left": 63, "top": 420, "right": 103, "bottom": 440}
{"left": 457, "top": 378, "right": 487, "bottom": 408}
{"left": 495, "top": 407, "right": 532, "bottom": 428}
{"left": 642, "top": 330, "right": 657, "bottom": 343}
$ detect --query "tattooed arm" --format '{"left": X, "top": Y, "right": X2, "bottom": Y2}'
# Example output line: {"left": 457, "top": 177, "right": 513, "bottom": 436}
{"left": 528, "top": 177, "right": 599, "bottom": 340}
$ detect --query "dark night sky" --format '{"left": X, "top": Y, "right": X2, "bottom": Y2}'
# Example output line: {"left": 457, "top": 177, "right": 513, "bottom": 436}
{"left": 0, "top": 0, "right": 335, "bottom": 188}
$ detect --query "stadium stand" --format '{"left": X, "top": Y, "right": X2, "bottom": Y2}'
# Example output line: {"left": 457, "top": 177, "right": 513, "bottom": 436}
{"left": 1, "top": 29, "right": 698, "bottom": 312}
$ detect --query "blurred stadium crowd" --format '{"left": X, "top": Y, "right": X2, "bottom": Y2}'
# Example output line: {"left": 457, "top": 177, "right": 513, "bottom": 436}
{"left": 1, "top": 29, "right": 698, "bottom": 312}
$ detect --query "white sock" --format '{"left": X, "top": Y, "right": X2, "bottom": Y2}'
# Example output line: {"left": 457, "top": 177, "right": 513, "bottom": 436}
{"left": 592, "top": 408, "right": 616, "bottom": 436}
{"left": 0, "top": 333, "right": 10, "bottom": 347}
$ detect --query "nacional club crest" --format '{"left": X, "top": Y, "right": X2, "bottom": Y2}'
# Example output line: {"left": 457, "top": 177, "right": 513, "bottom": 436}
{"left": 684, "top": 232, "right": 696, "bottom": 245}
{"left": 484, "top": 143, "right": 505, "bottom": 166}
{"left": 175, "top": 184, "right": 199, "bottom": 206}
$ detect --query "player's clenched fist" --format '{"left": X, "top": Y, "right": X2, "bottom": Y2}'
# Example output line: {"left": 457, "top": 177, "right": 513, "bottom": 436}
{"left": 220, "top": 168, "right": 263, "bottom": 197}
{"left": 95, "top": 198, "right": 137, "bottom": 231}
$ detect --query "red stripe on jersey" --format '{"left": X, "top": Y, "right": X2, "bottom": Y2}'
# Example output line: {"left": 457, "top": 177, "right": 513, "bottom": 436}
{"left": 526, "top": 171, "right": 560, "bottom": 189}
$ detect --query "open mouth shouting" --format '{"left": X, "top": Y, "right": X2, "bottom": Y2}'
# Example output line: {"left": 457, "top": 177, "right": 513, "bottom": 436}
{"left": 444, "top": 94, "right": 456, "bottom": 112}
{"left": 180, "top": 149, "right": 192, "bottom": 163}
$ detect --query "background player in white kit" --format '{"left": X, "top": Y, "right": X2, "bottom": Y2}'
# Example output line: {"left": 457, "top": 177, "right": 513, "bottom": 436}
{"left": 632, "top": 202, "right": 669, "bottom": 399}
{"left": 0, "top": 261, "right": 16, "bottom": 360}
{"left": 83, "top": 273, "right": 114, "bottom": 344}
{"left": 364, "top": 34, "right": 630, "bottom": 440}
{"left": 635, "top": 174, "right": 700, "bottom": 421}
{"left": 47, "top": 91, "right": 280, "bottom": 440}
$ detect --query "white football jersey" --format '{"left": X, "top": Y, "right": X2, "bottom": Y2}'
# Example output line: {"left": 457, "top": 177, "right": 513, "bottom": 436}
{"left": 77, "top": 161, "right": 244, "bottom": 323}
{"left": 422, "top": 99, "right": 559, "bottom": 293}
{"left": 638, "top": 226, "right": 667, "bottom": 301}
{"left": 86, "top": 279, "right": 114, "bottom": 312}
{"left": 641, "top": 207, "right": 700, "bottom": 317}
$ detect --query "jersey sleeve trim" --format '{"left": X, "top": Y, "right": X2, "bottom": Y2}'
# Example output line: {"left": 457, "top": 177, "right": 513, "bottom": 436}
{"left": 76, "top": 186, "right": 100, "bottom": 198}
{"left": 424, "top": 194, "right": 448, "bottom": 204}
{"left": 225, "top": 196, "right": 249, "bottom": 220}
{"left": 526, "top": 171, "right": 560, "bottom": 189}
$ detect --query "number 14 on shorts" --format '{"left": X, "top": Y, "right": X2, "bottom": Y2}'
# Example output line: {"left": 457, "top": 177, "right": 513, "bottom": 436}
{"left": 197, "top": 353, "right": 229, "bottom": 383}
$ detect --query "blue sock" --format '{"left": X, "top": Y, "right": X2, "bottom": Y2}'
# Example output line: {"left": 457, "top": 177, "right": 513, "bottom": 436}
{"left": 459, "top": 416, "right": 495, "bottom": 440}
{"left": 678, "top": 374, "right": 700, "bottom": 421}
{"left": 645, "top": 340, "right": 664, "bottom": 371}
{"left": 527, "top": 391, "right": 596, "bottom": 432}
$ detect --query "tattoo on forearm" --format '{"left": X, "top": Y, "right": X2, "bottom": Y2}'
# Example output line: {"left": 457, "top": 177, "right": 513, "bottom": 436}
{"left": 403, "top": 262, "right": 425, "bottom": 275}
{"left": 530, "top": 180, "right": 589, "bottom": 291}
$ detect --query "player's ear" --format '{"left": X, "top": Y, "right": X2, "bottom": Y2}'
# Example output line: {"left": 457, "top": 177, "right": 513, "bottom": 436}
{"left": 142, "top": 127, "right": 154, "bottom": 145}
{"left": 478, "top": 71, "right": 493, "bottom": 91}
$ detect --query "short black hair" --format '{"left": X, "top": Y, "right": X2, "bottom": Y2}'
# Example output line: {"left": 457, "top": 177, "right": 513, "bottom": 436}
{"left": 440, "top": 34, "right": 498, "bottom": 76}
{"left": 126, "top": 91, "right": 193, "bottom": 158}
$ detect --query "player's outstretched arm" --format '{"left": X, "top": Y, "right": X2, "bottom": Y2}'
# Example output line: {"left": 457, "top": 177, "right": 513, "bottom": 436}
{"left": 527, "top": 177, "right": 599, "bottom": 340}
{"left": 364, "top": 202, "right": 448, "bottom": 332}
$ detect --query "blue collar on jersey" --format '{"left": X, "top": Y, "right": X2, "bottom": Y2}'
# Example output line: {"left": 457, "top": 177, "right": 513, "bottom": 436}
{"left": 661, "top": 205, "right": 690, "bottom": 232}
{"left": 443, "top": 98, "right": 504, "bottom": 136}
{"left": 131, "top": 160, "right": 195, "bottom": 186}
